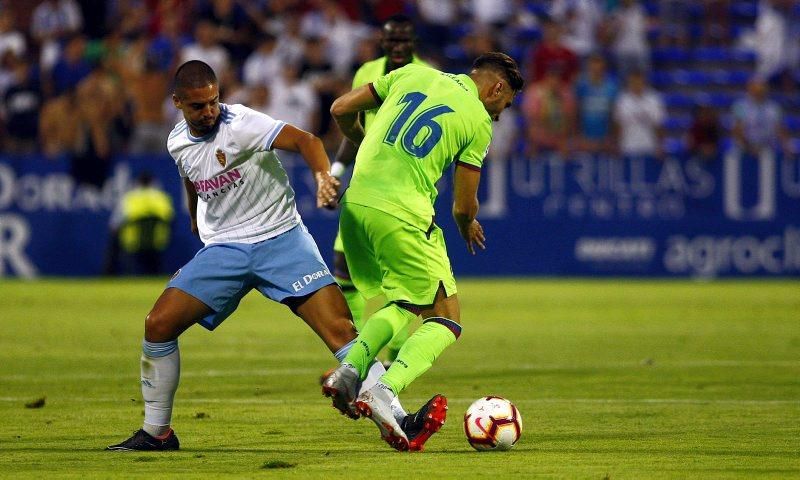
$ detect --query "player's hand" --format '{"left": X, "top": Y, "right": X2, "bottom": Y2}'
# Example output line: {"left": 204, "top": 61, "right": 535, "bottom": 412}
{"left": 315, "top": 170, "right": 341, "bottom": 209}
{"left": 464, "top": 219, "right": 486, "bottom": 255}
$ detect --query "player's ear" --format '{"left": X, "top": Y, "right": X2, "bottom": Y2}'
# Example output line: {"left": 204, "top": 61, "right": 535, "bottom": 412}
{"left": 493, "top": 81, "right": 503, "bottom": 97}
{"left": 172, "top": 94, "right": 182, "bottom": 109}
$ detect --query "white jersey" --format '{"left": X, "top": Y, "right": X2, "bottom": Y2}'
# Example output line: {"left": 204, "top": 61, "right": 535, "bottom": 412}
{"left": 167, "top": 103, "right": 300, "bottom": 245}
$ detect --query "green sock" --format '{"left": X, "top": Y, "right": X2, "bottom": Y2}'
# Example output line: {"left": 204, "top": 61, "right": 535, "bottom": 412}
{"left": 343, "top": 304, "right": 416, "bottom": 379}
{"left": 337, "top": 277, "right": 366, "bottom": 330}
{"left": 385, "top": 325, "right": 410, "bottom": 362}
{"left": 381, "top": 317, "right": 462, "bottom": 395}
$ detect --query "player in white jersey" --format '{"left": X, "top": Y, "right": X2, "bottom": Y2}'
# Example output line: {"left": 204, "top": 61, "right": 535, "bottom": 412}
{"left": 107, "top": 60, "right": 392, "bottom": 451}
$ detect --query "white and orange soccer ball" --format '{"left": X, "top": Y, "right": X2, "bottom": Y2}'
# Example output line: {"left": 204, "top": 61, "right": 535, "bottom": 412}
{"left": 463, "top": 396, "right": 522, "bottom": 451}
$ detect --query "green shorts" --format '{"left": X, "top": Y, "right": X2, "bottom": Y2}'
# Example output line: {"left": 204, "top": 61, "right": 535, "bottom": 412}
{"left": 339, "top": 202, "right": 457, "bottom": 305}
{"left": 333, "top": 229, "right": 344, "bottom": 253}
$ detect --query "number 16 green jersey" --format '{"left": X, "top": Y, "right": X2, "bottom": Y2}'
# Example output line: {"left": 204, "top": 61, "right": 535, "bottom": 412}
{"left": 342, "top": 63, "right": 493, "bottom": 231}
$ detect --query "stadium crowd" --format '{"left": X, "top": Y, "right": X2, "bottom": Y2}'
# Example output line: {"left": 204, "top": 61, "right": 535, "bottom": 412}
{"left": 0, "top": 0, "right": 798, "bottom": 186}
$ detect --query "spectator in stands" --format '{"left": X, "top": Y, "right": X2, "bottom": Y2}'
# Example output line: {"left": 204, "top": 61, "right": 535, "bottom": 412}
{"left": 40, "top": 62, "right": 128, "bottom": 186}
{"left": 2, "top": 55, "right": 42, "bottom": 154}
{"left": 658, "top": 0, "right": 690, "bottom": 47}
{"left": 301, "top": 0, "right": 371, "bottom": 76}
{"left": 271, "top": 11, "right": 306, "bottom": 67}
{"left": 526, "top": 17, "right": 579, "bottom": 85}
{"left": 106, "top": 0, "right": 148, "bottom": 40}
{"left": 607, "top": 0, "right": 651, "bottom": 78}
{"left": 106, "top": 171, "right": 175, "bottom": 276}
{"left": 703, "top": 0, "right": 732, "bottom": 46}
{"left": 39, "top": 87, "right": 79, "bottom": 159}
{"left": 266, "top": 63, "right": 319, "bottom": 135}
{"left": 687, "top": 104, "right": 722, "bottom": 161}
{"left": 218, "top": 66, "right": 249, "bottom": 105}
{"left": 48, "top": 33, "right": 92, "bottom": 97}
{"left": 242, "top": 33, "right": 281, "bottom": 88}
{"left": 574, "top": 53, "right": 618, "bottom": 154}
{"left": 180, "top": 19, "right": 230, "bottom": 77}
{"left": 0, "top": 9, "right": 26, "bottom": 61}
{"left": 299, "top": 35, "right": 344, "bottom": 146}
{"left": 249, "top": 82, "right": 271, "bottom": 114}
{"left": 614, "top": 70, "right": 665, "bottom": 158}
{"left": 30, "top": 0, "right": 83, "bottom": 73}
{"left": 753, "top": 0, "right": 800, "bottom": 90}
{"left": 467, "top": 0, "right": 515, "bottom": 29}
{"left": 148, "top": 11, "right": 191, "bottom": 73}
{"left": 127, "top": 56, "right": 170, "bottom": 155}
{"left": 414, "top": 0, "right": 459, "bottom": 62}
{"left": 731, "top": 78, "right": 791, "bottom": 155}
{"left": 522, "top": 64, "right": 577, "bottom": 158}
{"left": 198, "top": 0, "right": 256, "bottom": 64}
{"left": 72, "top": 62, "right": 129, "bottom": 185}
{"left": 450, "top": 26, "right": 500, "bottom": 72}
{"left": 550, "top": 0, "right": 604, "bottom": 59}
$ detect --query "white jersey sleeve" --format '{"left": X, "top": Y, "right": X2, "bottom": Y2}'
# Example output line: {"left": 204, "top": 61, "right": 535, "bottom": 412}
{"left": 230, "top": 106, "right": 286, "bottom": 153}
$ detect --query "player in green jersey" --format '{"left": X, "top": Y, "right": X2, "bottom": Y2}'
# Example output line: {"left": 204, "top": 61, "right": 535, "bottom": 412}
{"left": 329, "top": 15, "right": 428, "bottom": 364}
{"left": 324, "top": 52, "right": 524, "bottom": 451}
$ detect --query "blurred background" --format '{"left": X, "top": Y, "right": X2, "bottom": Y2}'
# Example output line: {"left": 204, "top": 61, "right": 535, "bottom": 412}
{"left": 0, "top": 0, "right": 798, "bottom": 279}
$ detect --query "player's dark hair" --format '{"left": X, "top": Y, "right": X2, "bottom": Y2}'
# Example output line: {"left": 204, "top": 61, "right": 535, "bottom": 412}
{"left": 385, "top": 14, "right": 413, "bottom": 27}
{"left": 174, "top": 60, "right": 217, "bottom": 97}
{"left": 472, "top": 52, "right": 524, "bottom": 92}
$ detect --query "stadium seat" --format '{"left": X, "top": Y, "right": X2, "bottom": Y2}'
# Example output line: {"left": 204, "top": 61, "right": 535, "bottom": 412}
{"left": 700, "top": 92, "right": 736, "bottom": 109}
{"left": 664, "top": 115, "right": 692, "bottom": 131}
{"left": 671, "top": 69, "right": 712, "bottom": 86}
{"left": 785, "top": 115, "right": 800, "bottom": 133}
{"left": 653, "top": 47, "right": 690, "bottom": 64}
{"left": 663, "top": 137, "right": 687, "bottom": 155}
{"left": 693, "top": 47, "right": 730, "bottom": 63}
{"left": 731, "top": 1, "right": 758, "bottom": 19}
{"left": 514, "top": 26, "right": 541, "bottom": 43}
{"left": 730, "top": 49, "right": 756, "bottom": 63}
{"left": 712, "top": 69, "right": 750, "bottom": 86}
{"left": 664, "top": 93, "right": 695, "bottom": 109}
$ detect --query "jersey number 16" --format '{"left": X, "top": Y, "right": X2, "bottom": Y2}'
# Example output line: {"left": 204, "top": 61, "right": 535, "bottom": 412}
{"left": 383, "top": 92, "right": 454, "bottom": 158}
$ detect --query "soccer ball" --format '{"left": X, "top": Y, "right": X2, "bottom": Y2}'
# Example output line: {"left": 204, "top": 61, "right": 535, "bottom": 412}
{"left": 463, "top": 396, "right": 522, "bottom": 451}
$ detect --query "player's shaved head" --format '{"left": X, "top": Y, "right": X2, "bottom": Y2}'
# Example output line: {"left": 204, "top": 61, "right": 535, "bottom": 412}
{"left": 472, "top": 52, "right": 524, "bottom": 92}
{"left": 174, "top": 60, "right": 217, "bottom": 99}
{"left": 383, "top": 14, "right": 413, "bottom": 34}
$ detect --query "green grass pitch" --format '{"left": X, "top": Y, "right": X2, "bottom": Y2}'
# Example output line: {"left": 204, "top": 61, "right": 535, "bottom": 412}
{"left": 1, "top": 278, "right": 798, "bottom": 478}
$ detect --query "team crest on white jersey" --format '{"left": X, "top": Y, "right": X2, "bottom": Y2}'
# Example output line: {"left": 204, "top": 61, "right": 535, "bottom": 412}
{"left": 216, "top": 148, "right": 227, "bottom": 167}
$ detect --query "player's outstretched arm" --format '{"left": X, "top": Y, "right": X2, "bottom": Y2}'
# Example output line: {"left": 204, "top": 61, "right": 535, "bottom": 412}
{"left": 330, "top": 84, "right": 380, "bottom": 145}
{"left": 182, "top": 177, "right": 199, "bottom": 236}
{"left": 452, "top": 165, "right": 485, "bottom": 255}
{"left": 272, "top": 124, "right": 340, "bottom": 208}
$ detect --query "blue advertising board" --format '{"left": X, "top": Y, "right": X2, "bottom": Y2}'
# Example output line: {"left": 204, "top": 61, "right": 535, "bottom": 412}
{"left": 0, "top": 151, "right": 798, "bottom": 278}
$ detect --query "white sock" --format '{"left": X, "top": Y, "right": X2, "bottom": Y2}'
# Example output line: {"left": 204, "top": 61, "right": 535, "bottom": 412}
{"left": 141, "top": 340, "right": 180, "bottom": 437}
{"left": 390, "top": 396, "right": 407, "bottom": 424}
{"left": 359, "top": 360, "right": 386, "bottom": 393}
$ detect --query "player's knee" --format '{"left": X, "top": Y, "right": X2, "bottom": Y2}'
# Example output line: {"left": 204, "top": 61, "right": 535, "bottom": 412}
{"left": 144, "top": 310, "right": 178, "bottom": 342}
